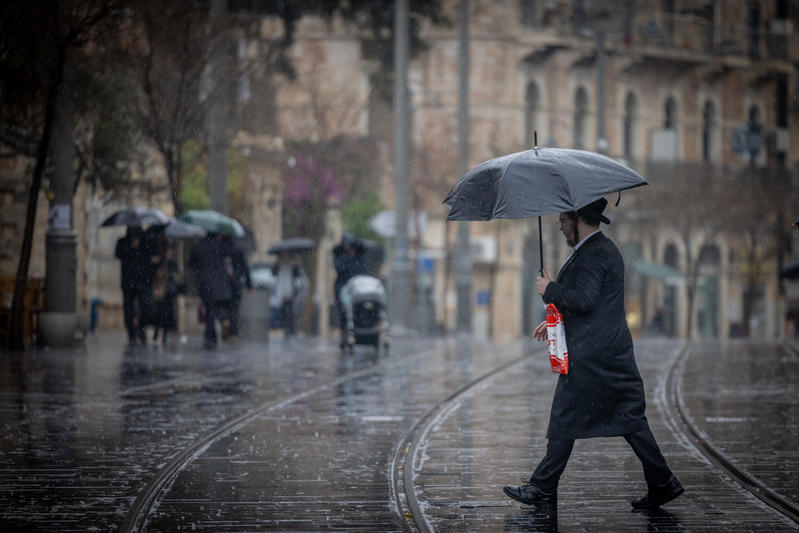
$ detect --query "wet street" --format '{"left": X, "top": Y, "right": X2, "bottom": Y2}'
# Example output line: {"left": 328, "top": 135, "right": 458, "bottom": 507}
{"left": 1, "top": 334, "right": 798, "bottom": 532}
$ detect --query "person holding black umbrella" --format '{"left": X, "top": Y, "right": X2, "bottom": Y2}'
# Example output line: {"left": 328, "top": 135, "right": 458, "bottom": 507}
{"left": 190, "top": 232, "right": 234, "bottom": 348}
{"left": 220, "top": 233, "right": 252, "bottom": 343}
{"left": 115, "top": 226, "right": 149, "bottom": 346}
{"left": 503, "top": 198, "right": 683, "bottom": 511}
{"left": 333, "top": 233, "right": 367, "bottom": 345}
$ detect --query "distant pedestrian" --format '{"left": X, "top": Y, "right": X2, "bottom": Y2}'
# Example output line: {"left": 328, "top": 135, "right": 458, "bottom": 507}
{"left": 141, "top": 228, "right": 184, "bottom": 344}
{"left": 503, "top": 198, "right": 683, "bottom": 511}
{"left": 333, "top": 233, "right": 366, "bottom": 345}
{"left": 221, "top": 234, "right": 251, "bottom": 343}
{"left": 115, "top": 226, "right": 148, "bottom": 346}
{"left": 271, "top": 251, "right": 305, "bottom": 336}
{"left": 190, "top": 233, "right": 234, "bottom": 348}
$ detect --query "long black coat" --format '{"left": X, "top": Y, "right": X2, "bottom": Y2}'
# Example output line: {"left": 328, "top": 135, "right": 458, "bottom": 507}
{"left": 542, "top": 231, "right": 649, "bottom": 440}
{"left": 190, "top": 236, "right": 233, "bottom": 304}
{"left": 115, "top": 233, "right": 151, "bottom": 292}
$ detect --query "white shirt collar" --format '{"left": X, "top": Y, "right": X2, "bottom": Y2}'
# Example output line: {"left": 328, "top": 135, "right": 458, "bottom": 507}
{"left": 573, "top": 229, "right": 600, "bottom": 251}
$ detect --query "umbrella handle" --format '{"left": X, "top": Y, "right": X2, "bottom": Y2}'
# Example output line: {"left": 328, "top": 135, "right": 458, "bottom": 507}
{"left": 538, "top": 216, "right": 544, "bottom": 276}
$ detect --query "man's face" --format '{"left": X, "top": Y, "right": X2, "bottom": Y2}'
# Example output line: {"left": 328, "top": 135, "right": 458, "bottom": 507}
{"left": 559, "top": 214, "right": 577, "bottom": 247}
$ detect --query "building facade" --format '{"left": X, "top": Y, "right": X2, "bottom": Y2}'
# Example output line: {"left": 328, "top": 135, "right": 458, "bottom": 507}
{"left": 386, "top": 0, "right": 798, "bottom": 339}
{"left": 5, "top": 1, "right": 795, "bottom": 342}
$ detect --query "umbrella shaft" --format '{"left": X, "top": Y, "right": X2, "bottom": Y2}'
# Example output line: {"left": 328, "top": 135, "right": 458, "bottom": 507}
{"left": 538, "top": 216, "right": 544, "bottom": 275}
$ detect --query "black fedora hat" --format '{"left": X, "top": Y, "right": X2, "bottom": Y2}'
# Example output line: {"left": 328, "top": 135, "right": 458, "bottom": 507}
{"left": 577, "top": 198, "right": 611, "bottom": 224}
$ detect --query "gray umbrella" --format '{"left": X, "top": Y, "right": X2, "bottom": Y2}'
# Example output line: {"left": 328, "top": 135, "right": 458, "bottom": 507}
{"left": 443, "top": 146, "right": 647, "bottom": 272}
{"left": 162, "top": 218, "right": 207, "bottom": 239}
{"left": 268, "top": 238, "right": 316, "bottom": 255}
{"left": 101, "top": 206, "right": 170, "bottom": 227}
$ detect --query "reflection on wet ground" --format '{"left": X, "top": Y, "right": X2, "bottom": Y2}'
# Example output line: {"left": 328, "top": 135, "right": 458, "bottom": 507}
{"left": 1, "top": 336, "right": 797, "bottom": 531}
{"left": 411, "top": 339, "right": 799, "bottom": 532}
{"left": 680, "top": 341, "right": 799, "bottom": 505}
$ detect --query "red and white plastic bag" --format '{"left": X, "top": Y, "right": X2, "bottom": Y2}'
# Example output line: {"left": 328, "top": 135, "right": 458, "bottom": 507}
{"left": 545, "top": 303, "right": 569, "bottom": 374}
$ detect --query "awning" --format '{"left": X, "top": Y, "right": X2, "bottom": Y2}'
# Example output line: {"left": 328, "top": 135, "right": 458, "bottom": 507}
{"left": 633, "top": 261, "right": 682, "bottom": 280}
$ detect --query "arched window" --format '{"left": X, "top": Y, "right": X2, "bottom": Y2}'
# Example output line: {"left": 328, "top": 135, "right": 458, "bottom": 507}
{"left": 698, "top": 244, "right": 721, "bottom": 338}
{"left": 747, "top": 105, "right": 763, "bottom": 161}
{"left": 623, "top": 92, "right": 637, "bottom": 160}
{"left": 662, "top": 0, "right": 676, "bottom": 43}
{"left": 702, "top": 100, "right": 715, "bottom": 162}
{"left": 664, "top": 243, "right": 679, "bottom": 268}
{"left": 662, "top": 243, "right": 680, "bottom": 337}
{"left": 525, "top": 82, "right": 539, "bottom": 148}
{"left": 747, "top": 1, "right": 761, "bottom": 59}
{"left": 520, "top": 0, "right": 538, "bottom": 28}
{"left": 573, "top": 87, "right": 588, "bottom": 149}
{"left": 664, "top": 97, "right": 677, "bottom": 129}
{"left": 749, "top": 105, "right": 761, "bottom": 125}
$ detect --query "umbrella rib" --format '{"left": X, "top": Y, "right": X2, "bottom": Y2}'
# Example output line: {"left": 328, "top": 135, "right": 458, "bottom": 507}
{"left": 492, "top": 151, "right": 527, "bottom": 218}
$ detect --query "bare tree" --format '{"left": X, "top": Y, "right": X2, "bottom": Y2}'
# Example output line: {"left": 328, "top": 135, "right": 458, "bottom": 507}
{"left": 726, "top": 165, "right": 791, "bottom": 336}
{"left": 1, "top": 0, "right": 123, "bottom": 349}
{"left": 125, "top": 0, "right": 212, "bottom": 216}
{"left": 640, "top": 162, "right": 730, "bottom": 338}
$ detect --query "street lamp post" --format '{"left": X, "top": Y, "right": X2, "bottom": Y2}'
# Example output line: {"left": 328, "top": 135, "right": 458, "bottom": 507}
{"left": 392, "top": 0, "right": 412, "bottom": 332}
{"left": 455, "top": 0, "right": 472, "bottom": 333}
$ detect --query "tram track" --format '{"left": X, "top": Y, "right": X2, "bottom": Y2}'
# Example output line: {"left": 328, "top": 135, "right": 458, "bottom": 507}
{"left": 398, "top": 340, "right": 799, "bottom": 531}
{"left": 119, "top": 343, "right": 442, "bottom": 532}
{"left": 665, "top": 342, "right": 799, "bottom": 525}
{"left": 390, "top": 351, "right": 533, "bottom": 533}
{"left": 121, "top": 338, "right": 799, "bottom": 532}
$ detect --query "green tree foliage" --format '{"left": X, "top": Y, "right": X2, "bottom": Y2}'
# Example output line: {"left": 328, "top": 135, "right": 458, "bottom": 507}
{"left": 282, "top": 136, "right": 381, "bottom": 239}
{"left": 342, "top": 191, "right": 384, "bottom": 242}
{"left": 180, "top": 140, "right": 248, "bottom": 213}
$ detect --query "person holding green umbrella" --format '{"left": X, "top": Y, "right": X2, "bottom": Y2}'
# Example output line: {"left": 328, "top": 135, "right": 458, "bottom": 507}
{"left": 189, "top": 232, "right": 234, "bottom": 348}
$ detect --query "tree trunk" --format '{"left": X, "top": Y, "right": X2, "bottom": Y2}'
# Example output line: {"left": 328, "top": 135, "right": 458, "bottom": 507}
{"left": 7, "top": 70, "right": 59, "bottom": 350}
{"left": 207, "top": 0, "right": 230, "bottom": 215}
{"left": 165, "top": 146, "right": 184, "bottom": 216}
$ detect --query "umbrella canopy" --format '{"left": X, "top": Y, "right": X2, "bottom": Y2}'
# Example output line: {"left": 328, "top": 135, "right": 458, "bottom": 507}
{"left": 149, "top": 218, "right": 207, "bottom": 240}
{"left": 268, "top": 238, "right": 316, "bottom": 255}
{"left": 443, "top": 147, "right": 647, "bottom": 221}
{"left": 101, "top": 206, "right": 169, "bottom": 227}
{"left": 443, "top": 147, "right": 648, "bottom": 274}
{"left": 178, "top": 209, "right": 245, "bottom": 237}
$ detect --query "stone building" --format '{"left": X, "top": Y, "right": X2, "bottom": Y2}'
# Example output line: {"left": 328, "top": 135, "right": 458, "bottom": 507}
{"left": 4, "top": 1, "right": 796, "bottom": 343}
{"left": 406, "top": 0, "right": 797, "bottom": 339}
{"left": 278, "top": 0, "right": 797, "bottom": 340}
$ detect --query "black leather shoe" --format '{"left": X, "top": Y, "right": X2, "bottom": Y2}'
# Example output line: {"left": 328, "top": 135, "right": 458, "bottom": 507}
{"left": 503, "top": 482, "right": 556, "bottom": 506}
{"left": 631, "top": 475, "right": 684, "bottom": 509}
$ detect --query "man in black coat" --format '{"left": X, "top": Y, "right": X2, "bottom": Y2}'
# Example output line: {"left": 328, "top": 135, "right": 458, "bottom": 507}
{"left": 220, "top": 234, "right": 252, "bottom": 342}
{"left": 115, "top": 226, "right": 149, "bottom": 346}
{"left": 190, "top": 233, "right": 234, "bottom": 348}
{"left": 332, "top": 233, "right": 367, "bottom": 343}
{"left": 503, "top": 198, "right": 683, "bottom": 511}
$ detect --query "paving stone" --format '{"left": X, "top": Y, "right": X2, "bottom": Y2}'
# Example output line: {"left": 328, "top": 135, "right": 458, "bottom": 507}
{"left": 1, "top": 335, "right": 798, "bottom": 531}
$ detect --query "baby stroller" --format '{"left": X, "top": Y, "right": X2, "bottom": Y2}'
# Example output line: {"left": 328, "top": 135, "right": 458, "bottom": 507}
{"left": 339, "top": 275, "right": 390, "bottom": 353}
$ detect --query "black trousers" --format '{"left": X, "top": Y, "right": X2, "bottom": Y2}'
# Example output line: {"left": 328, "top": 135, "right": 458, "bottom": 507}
{"left": 531, "top": 429, "right": 671, "bottom": 493}
{"left": 122, "top": 287, "right": 144, "bottom": 343}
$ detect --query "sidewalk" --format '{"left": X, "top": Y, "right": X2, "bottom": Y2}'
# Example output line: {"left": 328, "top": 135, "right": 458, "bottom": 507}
{"left": 1, "top": 334, "right": 797, "bottom": 531}
{"left": 676, "top": 340, "right": 799, "bottom": 516}
{"left": 411, "top": 339, "right": 799, "bottom": 532}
